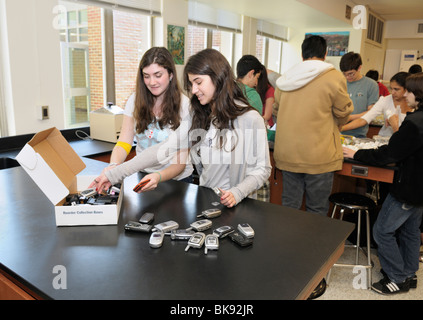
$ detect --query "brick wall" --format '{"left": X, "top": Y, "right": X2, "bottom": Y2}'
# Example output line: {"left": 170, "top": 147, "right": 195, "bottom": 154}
{"left": 87, "top": 7, "right": 104, "bottom": 111}
{"left": 113, "top": 10, "right": 149, "bottom": 109}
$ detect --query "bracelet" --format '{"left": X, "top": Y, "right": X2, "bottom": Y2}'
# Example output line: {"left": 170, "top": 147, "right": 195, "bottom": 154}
{"left": 155, "top": 172, "right": 162, "bottom": 183}
{"left": 115, "top": 141, "right": 132, "bottom": 155}
{"left": 108, "top": 162, "right": 118, "bottom": 167}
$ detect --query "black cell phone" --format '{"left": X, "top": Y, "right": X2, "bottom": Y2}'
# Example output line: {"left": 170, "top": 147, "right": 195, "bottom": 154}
{"left": 124, "top": 221, "right": 153, "bottom": 233}
{"left": 139, "top": 212, "right": 154, "bottom": 224}
{"left": 229, "top": 232, "right": 253, "bottom": 247}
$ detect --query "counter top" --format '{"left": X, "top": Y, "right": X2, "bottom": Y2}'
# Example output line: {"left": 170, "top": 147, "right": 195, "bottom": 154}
{"left": 0, "top": 158, "right": 354, "bottom": 301}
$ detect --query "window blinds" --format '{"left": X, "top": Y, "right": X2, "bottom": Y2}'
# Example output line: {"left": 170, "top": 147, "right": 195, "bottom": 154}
{"left": 69, "top": 0, "right": 161, "bottom": 16}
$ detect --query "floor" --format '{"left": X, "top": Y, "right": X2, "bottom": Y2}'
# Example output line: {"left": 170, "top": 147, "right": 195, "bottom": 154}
{"left": 316, "top": 245, "right": 423, "bottom": 300}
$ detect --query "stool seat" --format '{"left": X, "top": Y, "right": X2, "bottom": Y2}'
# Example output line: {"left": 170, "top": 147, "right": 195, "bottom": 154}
{"left": 329, "top": 192, "right": 376, "bottom": 211}
{"left": 327, "top": 192, "right": 375, "bottom": 289}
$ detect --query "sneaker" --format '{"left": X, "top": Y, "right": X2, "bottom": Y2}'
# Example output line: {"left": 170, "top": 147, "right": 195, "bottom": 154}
{"left": 372, "top": 277, "right": 410, "bottom": 295}
{"left": 380, "top": 269, "right": 417, "bottom": 289}
{"left": 307, "top": 278, "right": 327, "bottom": 300}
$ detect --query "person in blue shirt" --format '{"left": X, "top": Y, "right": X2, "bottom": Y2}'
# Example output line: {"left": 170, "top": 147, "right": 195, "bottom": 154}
{"left": 340, "top": 52, "right": 379, "bottom": 138}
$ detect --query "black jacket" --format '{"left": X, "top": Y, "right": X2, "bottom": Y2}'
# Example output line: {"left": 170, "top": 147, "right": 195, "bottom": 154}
{"left": 354, "top": 108, "right": 423, "bottom": 206}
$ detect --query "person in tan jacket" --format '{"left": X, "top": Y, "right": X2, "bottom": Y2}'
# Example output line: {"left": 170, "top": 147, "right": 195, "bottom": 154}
{"left": 273, "top": 35, "right": 353, "bottom": 216}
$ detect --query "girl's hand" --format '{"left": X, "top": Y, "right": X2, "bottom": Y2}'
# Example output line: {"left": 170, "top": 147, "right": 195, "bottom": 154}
{"left": 133, "top": 172, "right": 161, "bottom": 193}
{"left": 219, "top": 188, "right": 236, "bottom": 208}
{"left": 89, "top": 172, "right": 112, "bottom": 194}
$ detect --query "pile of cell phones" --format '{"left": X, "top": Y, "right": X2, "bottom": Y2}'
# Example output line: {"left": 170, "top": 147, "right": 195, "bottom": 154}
{"left": 124, "top": 210, "right": 255, "bottom": 254}
{"left": 63, "top": 184, "right": 121, "bottom": 206}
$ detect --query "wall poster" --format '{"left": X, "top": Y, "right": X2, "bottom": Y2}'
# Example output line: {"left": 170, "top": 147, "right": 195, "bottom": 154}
{"left": 305, "top": 31, "right": 350, "bottom": 56}
{"left": 167, "top": 24, "right": 185, "bottom": 65}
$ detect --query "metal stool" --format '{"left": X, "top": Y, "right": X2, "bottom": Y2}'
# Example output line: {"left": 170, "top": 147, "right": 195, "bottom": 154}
{"left": 327, "top": 192, "right": 375, "bottom": 289}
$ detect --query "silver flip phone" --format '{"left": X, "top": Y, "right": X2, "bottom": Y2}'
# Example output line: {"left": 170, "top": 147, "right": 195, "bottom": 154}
{"left": 185, "top": 232, "right": 206, "bottom": 252}
{"left": 189, "top": 219, "right": 212, "bottom": 231}
{"left": 168, "top": 229, "right": 195, "bottom": 240}
{"left": 204, "top": 234, "right": 219, "bottom": 254}
{"left": 197, "top": 208, "right": 221, "bottom": 219}
{"left": 149, "top": 231, "right": 164, "bottom": 248}
{"left": 237, "top": 223, "right": 255, "bottom": 238}
{"left": 153, "top": 220, "right": 179, "bottom": 233}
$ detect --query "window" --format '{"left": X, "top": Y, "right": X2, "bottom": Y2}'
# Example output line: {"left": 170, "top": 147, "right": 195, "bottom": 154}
{"left": 113, "top": 10, "right": 151, "bottom": 110}
{"left": 256, "top": 20, "right": 287, "bottom": 74}
{"left": 256, "top": 34, "right": 283, "bottom": 74}
{"left": 366, "top": 12, "right": 384, "bottom": 45}
{"left": 59, "top": 0, "right": 152, "bottom": 128}
{"left": 187, "top": 1, "right": 242, "bottom": 68}
{"left": 187, "top": 24, "right": 239, "bottom": 68}
{"left": 187, "top": 25, "right": 207, "bottom": 58}
{"left": 59, "top": 2, "right": 91, "bottom": 128}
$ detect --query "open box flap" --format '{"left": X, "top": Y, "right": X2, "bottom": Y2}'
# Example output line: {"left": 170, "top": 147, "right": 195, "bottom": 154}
{"left": 16, "top": 144, "right": 70, "bottom": 205}
{"left": 15, "top": 127, "right": 87, "bottom": 205}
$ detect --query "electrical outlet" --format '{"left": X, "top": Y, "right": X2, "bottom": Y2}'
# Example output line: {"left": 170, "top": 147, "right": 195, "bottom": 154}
{"left": 37, "top": 105, "right": 49, "bottom": 120}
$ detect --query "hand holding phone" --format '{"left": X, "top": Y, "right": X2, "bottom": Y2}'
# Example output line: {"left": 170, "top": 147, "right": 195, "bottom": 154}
{"left": 133, "top": 179, "right": 151, "bottom": 192}
{"left": 219, "top": 189, "right": 236, "bottom": 208}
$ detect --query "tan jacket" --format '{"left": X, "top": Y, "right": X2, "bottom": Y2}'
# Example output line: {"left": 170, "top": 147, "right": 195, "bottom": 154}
{"left": 274, "top": 68, "right": 353, "bottom": 174}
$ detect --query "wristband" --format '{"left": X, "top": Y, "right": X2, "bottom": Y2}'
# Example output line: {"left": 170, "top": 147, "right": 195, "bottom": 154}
{"left": 115, "top": 141, "right": 132, "bottom": 155}
{"left": 156, "top": 172, "right": 162, "bottom": 183}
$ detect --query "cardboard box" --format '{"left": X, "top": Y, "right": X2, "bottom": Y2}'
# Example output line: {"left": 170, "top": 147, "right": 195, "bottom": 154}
{"left": 16, "top": 127, "right": 123, "bottom": 226}
{"left": 89, "top": 104, "right": 123, "bottom": 143}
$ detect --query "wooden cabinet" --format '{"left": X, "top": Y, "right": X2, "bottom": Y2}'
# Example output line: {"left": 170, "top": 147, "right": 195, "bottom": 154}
{"left": 0, "top": 270, "right": 36, "bottom": 300}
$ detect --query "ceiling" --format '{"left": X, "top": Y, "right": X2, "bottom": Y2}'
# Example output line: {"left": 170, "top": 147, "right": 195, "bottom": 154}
{"left": 189, "top": 0, "right": 423, "bottom": 29}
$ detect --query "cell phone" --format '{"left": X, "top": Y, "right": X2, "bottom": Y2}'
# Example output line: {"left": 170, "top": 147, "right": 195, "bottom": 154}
{"left": 238, "top": 223, "right": 255, "bottom": 238}
{"left": 80, "top": 188, "right": 97, "bottom": 198}
{"left": 185, "top": 232, "right": 206, "bottom": 252}
{"left": 229, "top": 232, "right": 253, "bottom": 247}
{"left": 139, "top": 212, "right": 154, "bottom": 224}
{"left": 133, "top": 179, "right": 151, "bottom": 192}
{"left": 124, "top": 221, "right": 153, "bottom": 233}
{"left": 212, "top": 187, "right": 222, "bottom": 197}
{"left": 153, "top": 220, "right": 179, "bottom": 233}
{"left": 168, "top": 229, "right": 195, "bottom": 240}
{"left": 204, "top": 234, "right": 219, "bottom": 254}
{"left": 149, "top": 231, "right": 164, "bottom": 248}
{"left": 213, "top": 225, "right": 234, "bottom": 238}
{"left": 189, "top": 219, "right": 212, "bottom": 231}
{"left": 196, "top": 208, "right": 221, "bottom": 219}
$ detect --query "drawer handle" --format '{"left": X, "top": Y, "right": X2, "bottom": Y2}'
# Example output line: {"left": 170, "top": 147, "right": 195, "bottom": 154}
{"left": 351, "top": 165, "right": 368, "bottom": 177}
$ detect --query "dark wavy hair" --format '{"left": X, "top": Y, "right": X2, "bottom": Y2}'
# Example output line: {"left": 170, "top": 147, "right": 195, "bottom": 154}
{"left": 183, "top": 49, "right": 254, "bottom": 133}
{"left": 405, "top": 72, "right": 423, "bottom": 110}
{"left": 133, "top": 47, "right": 181, "bottom": 134}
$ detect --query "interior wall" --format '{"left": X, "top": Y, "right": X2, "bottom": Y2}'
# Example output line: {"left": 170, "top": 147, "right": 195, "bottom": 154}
{"left": 4, "top": 0, "right": 64, "bottom": 136}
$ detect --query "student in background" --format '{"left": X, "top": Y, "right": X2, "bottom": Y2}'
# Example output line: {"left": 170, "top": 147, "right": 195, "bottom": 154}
{"left": 366, "top": 69, "right": 390, "bottom": 97}
{"left": 256, "top": 64, "right": 275, "bottom": 128}
{"left": 340, "top": 52, "right": 379, "bottom": 138}
{"left": 343, "top": 73, "right": 423, "bottom": 295}
{"left": 274, "top": 35, "right": 352, "bottom": 216}
{"left": 236, "top": 55, "right": 263, "bottom": 114}
{"left": 341, "top": 72, "right": 411, "bottom": 137}
{"left": 94, "top": 47, "right": 193, "bottom": 192}
{"left": 92, "top": 49, "right": 271, "bottom": 208}
{"left": 408, "top": 64, "right": 422, "bottom": 74}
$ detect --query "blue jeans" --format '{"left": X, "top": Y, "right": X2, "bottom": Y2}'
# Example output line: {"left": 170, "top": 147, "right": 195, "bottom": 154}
{"left": 373, "top": 193, "right": 423, "bottom": 283}
{"left": 282, "top": 171, "right": 334, "bottom": 216}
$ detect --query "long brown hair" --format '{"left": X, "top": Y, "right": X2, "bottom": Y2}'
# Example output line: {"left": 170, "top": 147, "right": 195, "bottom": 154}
{"left": 183, "top": 49, "right": 254, "bottom": 135}
{"left": 133, "top": 47, "right": 181, "bottom": 134}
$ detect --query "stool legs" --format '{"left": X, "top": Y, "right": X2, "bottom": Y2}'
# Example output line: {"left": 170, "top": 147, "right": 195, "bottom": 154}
{"left": 327, "top": 204, "right": 373, "bottom": 289}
